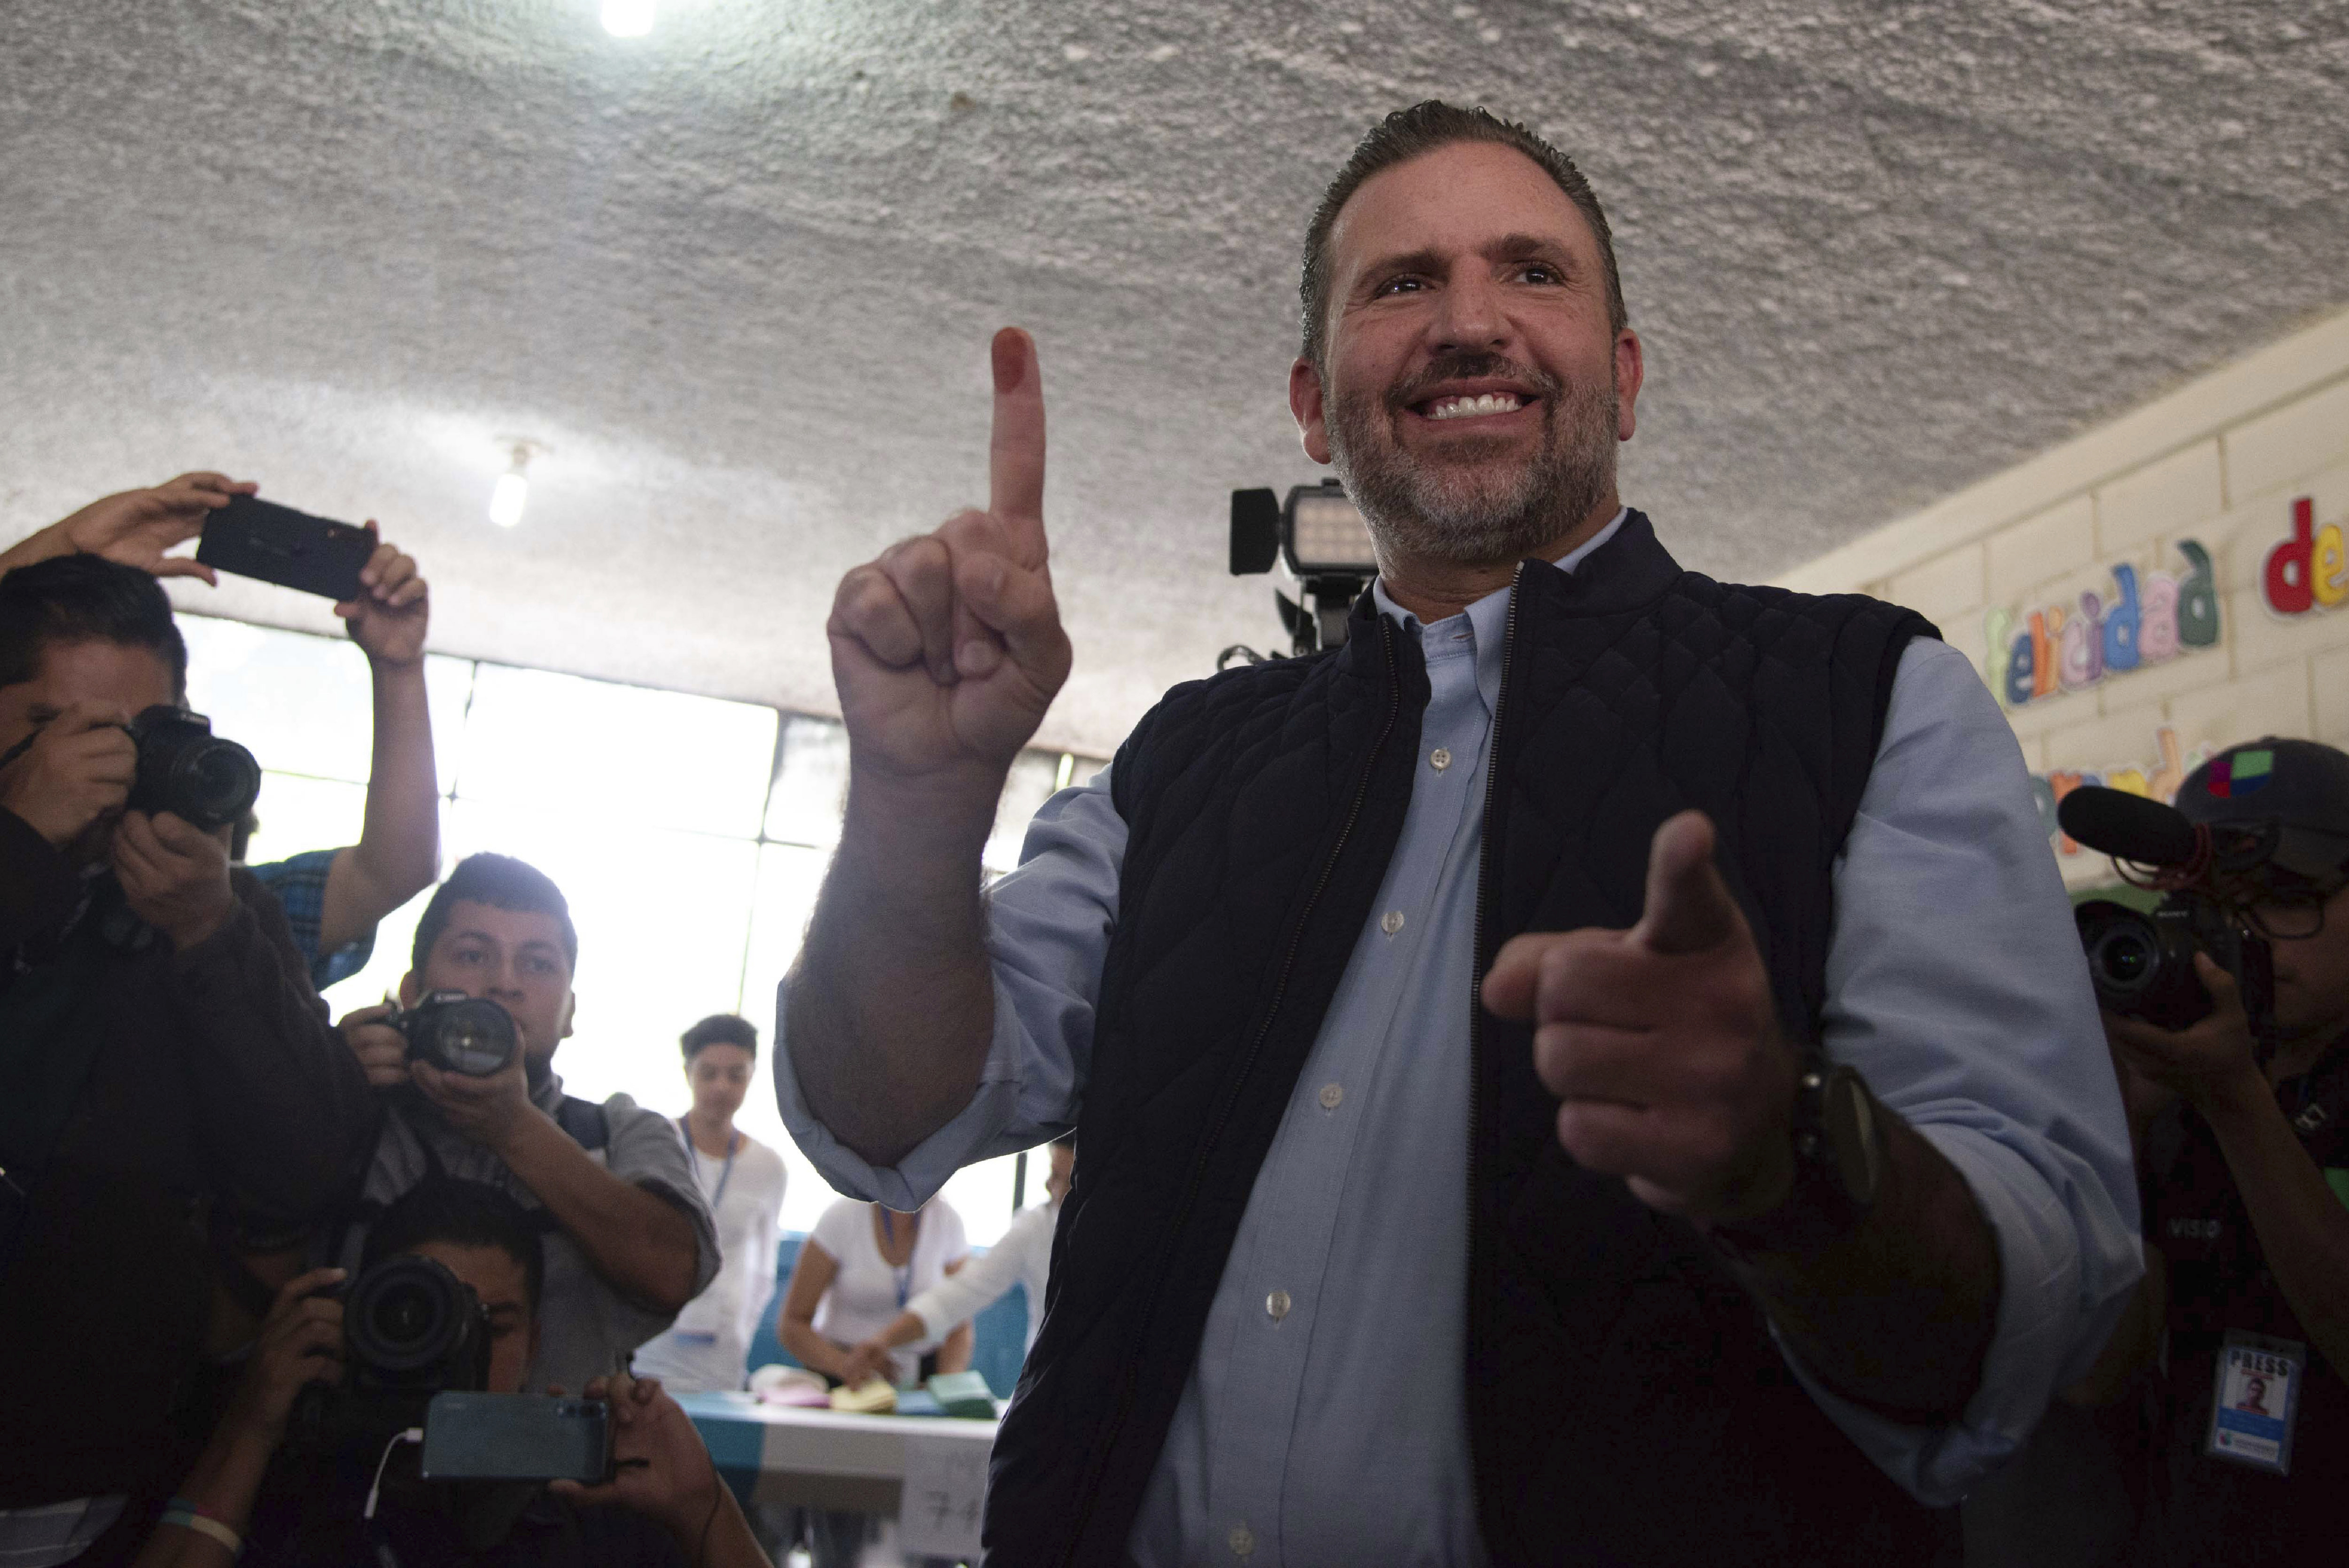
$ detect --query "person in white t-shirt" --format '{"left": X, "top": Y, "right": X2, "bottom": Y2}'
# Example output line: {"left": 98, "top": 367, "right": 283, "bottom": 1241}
{"left": 839, "top": 1134, "right": 1072, "bottom": 1386}
{"left": 631, "top": 1014, "right": 790, "bottom": 1392}
{"left": 778, "top": 1195, "right": 972, "bottom": 1568}
{"left": 779, "top": 1195, "right": 972, "bottom": 1389}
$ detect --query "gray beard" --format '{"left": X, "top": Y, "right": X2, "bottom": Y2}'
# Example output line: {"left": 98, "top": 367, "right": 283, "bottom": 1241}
{"left": 1329, "top": 366, "right": 1620, "bottom": 571}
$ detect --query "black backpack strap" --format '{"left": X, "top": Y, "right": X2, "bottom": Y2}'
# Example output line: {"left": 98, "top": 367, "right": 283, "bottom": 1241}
{"left": 554, "top": 1095, "right": 609, "bottom": 1152}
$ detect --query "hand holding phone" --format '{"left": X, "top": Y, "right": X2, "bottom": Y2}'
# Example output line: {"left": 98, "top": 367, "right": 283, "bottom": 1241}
{"left": 338, "top": 526, "right": 430, "bottom": 668}
{"left": 54, "top": 472, "right": 254, "bottom": 583}
{"left": 549, "top": 1372, "right": 726, "bottom": 1542}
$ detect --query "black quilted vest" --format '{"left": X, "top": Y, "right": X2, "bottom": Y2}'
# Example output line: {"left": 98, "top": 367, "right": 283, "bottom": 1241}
{"left": 986, "top": 513, "right": 1942, "bottom": 1566}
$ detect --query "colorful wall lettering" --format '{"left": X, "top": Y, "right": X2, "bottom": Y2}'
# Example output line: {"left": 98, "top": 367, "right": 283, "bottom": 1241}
{"left": 2031, "top": 725, "right": 2212, "bottom": 857}
{"left": 1985, "top": 540, "right": 2219, "bottom": 710}
{"left": 2261, "top": 496, "right": 2348, "bottom": 617}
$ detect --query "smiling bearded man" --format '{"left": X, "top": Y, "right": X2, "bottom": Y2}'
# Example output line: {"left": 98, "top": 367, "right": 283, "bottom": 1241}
{"left": 778, "top": 101, "right": 2143, "bottom": 1567}
{"left": 1329, "top": 345, "right": 1618, "bottom": 569}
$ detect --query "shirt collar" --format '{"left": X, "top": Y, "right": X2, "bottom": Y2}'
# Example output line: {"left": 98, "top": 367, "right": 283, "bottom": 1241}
{"left": 1371, "top": 508, "right": 1629, "bottom": 714}
{"left": 1369, "top": 508, "right": 1629, "bottom": 635}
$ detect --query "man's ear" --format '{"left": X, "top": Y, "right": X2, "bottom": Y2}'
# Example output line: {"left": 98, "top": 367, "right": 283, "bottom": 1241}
{"left": 1290, "top": 357, "right": 1333, "bottom": 466}
{"left": 397, "top": 970, "right": 421, "bottom": 1009}
{"left": 1613, "top": 327, "right": 1645, "bottom": 444}
{"left": 558, "top": 989, "right": 576, "bottom": 1042}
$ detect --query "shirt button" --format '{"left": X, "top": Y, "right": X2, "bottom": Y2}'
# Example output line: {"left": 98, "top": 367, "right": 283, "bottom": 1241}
{"left": 1318, "top": 1081, "right": 1344, "bottom": 1110}
{"left": 1265, "top": 1289, "right": 1291, "bottom": 1322}
{"left": 1229, "top": 1524, "right": 1255, "bottom": 1558}
{"left": 1430, "top": 747, "right": 1452, "bottom": 771}
{"left": 1381, "top": 909, "right": 1405, "bottom": 935}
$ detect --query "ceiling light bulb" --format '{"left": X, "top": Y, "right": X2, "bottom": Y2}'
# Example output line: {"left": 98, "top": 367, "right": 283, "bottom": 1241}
{"left": 489, "top": 447, "right": 532, "bottom": 528}
{"left": 600, "top": 0, "right": 655, "bottom": 37}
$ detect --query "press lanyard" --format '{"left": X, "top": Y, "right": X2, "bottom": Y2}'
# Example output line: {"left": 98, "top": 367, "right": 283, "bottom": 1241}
{"left": 880, "top": 1206, "right": 915, "bottom": 1309}
{"left": 678, "top": 1119, "right": 740, "bottom": 1212}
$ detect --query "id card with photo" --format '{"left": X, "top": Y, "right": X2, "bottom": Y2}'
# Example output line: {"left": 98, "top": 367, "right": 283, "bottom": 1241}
{"left": 2205, "top": 1331, "right": 2305, "bottom": 1476}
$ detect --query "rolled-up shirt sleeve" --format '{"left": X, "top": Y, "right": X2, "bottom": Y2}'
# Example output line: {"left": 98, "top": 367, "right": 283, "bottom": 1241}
{"left": 1788, "top": 637, "right": 2143, "bottom": 1505}
{"left": 775, "top": 768, "right": 1125, "bottom": 1211}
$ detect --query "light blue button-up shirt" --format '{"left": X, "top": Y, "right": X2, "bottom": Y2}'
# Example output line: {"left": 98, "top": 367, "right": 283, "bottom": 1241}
{"left": 778, "top": 512, "right": 2142, "bottom": 1565}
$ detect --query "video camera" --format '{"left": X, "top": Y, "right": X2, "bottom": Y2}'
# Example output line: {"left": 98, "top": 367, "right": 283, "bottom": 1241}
{"left": 2060, "top": 786, "right": 2279, "bottom": 1036}
{"left": 1228, "top": 480, "right": 1379, "bottom": 658}
{"left": 390, "top": 991, "right": 521, "bottom": 1077}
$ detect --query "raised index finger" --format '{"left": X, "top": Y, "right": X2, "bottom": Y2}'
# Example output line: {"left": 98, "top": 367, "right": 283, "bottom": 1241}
{"left": 988, "top": 327, "right": 1048, "bottom": 565}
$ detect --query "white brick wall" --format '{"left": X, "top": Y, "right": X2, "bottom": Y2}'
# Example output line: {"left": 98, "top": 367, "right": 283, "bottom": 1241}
{"left": 1780, "top": 306, "right": 2349, "bottom": 886}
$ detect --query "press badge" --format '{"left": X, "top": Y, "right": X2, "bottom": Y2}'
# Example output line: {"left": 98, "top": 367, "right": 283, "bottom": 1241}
{"left": 2205, "top": 1331, "right": 2305, "bottom": 1475}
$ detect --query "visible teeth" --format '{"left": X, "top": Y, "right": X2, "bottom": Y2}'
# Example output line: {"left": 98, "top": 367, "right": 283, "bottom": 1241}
{"left": 1428, "top": 392, "right": 1524, "bottom": 420}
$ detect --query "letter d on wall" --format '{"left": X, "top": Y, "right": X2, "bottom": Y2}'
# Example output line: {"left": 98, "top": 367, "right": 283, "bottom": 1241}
{"left": 2266, "top": 497, "right": 2316, "bottom": 615}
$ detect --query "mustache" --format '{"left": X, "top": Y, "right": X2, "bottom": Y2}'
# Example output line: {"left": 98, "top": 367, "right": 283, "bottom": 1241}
{"left": 1384, "top": 352, "right": 1563, "bottom": 412}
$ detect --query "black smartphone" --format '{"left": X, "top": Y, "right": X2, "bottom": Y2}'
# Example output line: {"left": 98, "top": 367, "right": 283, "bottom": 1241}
{"left": 196, "top": 495, "right": 374, "bottom": 601}
{"left": 418, "top": 1393, "right": 612, "bottom": 1484}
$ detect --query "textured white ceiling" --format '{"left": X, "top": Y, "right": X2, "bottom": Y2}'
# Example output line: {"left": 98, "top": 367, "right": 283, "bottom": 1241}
{"left": 2, "top": 0, "right": 2344, "bottom": 754}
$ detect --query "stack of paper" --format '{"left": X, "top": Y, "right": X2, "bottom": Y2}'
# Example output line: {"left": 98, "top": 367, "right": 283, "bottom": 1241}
{"left": 829, "top": 1378, "right": 898, "bottom": 1414}
{"left": 925, "top": 1371, "right": 999, "bottom": 1419}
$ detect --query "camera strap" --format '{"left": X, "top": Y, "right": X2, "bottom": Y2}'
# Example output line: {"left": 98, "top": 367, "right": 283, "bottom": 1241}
{"left": 331, "top": 1097, "right": 612, "bottom": 1275}
{"left": 554, "top": 1096, "right": 609, "bottom": 1153}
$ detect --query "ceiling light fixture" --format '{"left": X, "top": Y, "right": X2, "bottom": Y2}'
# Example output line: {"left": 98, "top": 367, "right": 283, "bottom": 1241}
{"left": 488, "top": 444, "right": 536, "bottom": 528}
{"left": 600, "top": 0, "right": 656, "bottom": 38}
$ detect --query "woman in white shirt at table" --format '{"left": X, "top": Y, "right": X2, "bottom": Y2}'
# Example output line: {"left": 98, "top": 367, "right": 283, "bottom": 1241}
{"left": 839, "top": 1134, "right": 1072, "bottom": 1384}
{"left": 778, "top": 1194, "right": 971, "bottom": 1568}
{"left": 779, "top": 1195, "right": 972, "bottom": 1387}
{"left": 631, "top": 1015, "right": 790, "bottom": 1393}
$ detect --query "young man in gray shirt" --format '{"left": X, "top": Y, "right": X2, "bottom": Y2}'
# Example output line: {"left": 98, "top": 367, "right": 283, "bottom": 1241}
{"left": 339, "top": 852, "right": 717, "bottom": 1393}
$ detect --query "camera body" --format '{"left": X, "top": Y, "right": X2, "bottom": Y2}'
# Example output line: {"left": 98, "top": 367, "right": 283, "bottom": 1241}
{"left": 289, "top": 1253, "right": 493, "bottom": 1457}
{"left": 396, "top": 991, "right": 521, "bottom": 1078}
{"left": 124, "top": 706, "right": 261, "bottom": 831}
{"left": 2075, "top": 893, "right": 2277, "bottom": 1034}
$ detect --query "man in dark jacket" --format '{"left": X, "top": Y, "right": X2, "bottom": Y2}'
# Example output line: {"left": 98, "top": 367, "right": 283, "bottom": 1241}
{"left": 0, "top": 554, "right": 376, "bottom": 1559}
{"left": 777, "top": 103, "right": 2140, "bottom": 1565}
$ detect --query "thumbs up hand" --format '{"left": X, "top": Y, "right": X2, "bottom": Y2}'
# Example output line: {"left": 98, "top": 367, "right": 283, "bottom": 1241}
{"left": 1482, "top": 810, "right": 1799, "bottom": 1225}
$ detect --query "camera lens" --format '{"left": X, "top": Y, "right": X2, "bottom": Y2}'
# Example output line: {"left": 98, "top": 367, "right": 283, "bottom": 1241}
{"left": 181, "top": 740, "right": 262, "bottom": 825}
{"left": 369, "top": 1279, "right": 443, "bottom": 1351}
{"left": 346, "top": 1255, "right": 469, "bottom": 1375}
{"left": 2097, "top": 930, "right": 2154, "bottom": 986}
{"left": 418, "top": 997, "right": 519, "bottom": 1077}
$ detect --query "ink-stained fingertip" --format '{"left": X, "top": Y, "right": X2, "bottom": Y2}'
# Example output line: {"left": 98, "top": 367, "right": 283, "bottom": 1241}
{"left": 992, "top": 328, "right": 1030, "bottom": 394}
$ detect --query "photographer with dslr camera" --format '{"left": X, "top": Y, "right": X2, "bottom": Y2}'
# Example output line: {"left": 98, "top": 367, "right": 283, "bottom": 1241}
{"left": 5, "top": 469, "right": 444, "bottom": 993}
{"left": 335, "top": 854, "right": 718, "bottom": 1398}
{"left": 2069, "top": 738, "right": 2349, "bottom": 1566}
{"left": 136, "top": 1179, "right": 772, "bottom": 1568}
{"left": 0, "top": 554, "right": 373, "bottom": 1563}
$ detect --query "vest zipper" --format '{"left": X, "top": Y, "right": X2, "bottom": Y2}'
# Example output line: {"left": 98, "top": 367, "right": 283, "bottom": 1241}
{"left": 1058, "top": 615, "right": 1407, "bottom": 1567}
{"left": 1464, "top": 560, "right": 1524, "bottom": 1505}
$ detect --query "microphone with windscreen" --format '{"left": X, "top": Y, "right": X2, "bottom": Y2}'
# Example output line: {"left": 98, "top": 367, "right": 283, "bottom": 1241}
{"left": 2056, "top": 786, "right": 2199, "bottom": 869}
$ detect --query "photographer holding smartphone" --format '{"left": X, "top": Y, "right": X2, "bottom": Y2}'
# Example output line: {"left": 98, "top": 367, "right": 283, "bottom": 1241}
{"left": 5, "top": 471, "right": 444, "bottom": 995}
{"left": 0, "top": 554, "right": 374, "bottom": 1565}
{"left": 135, "top": 1180, "right": 771, "bottom": 1568}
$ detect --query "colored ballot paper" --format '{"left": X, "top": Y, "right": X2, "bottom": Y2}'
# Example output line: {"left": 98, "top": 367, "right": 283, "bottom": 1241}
{"left": 899, "top": 1428, "right": 990, "bottom": 1558}
{"left": 828, "top": 1378, "right": 897, "bottom": 1414}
